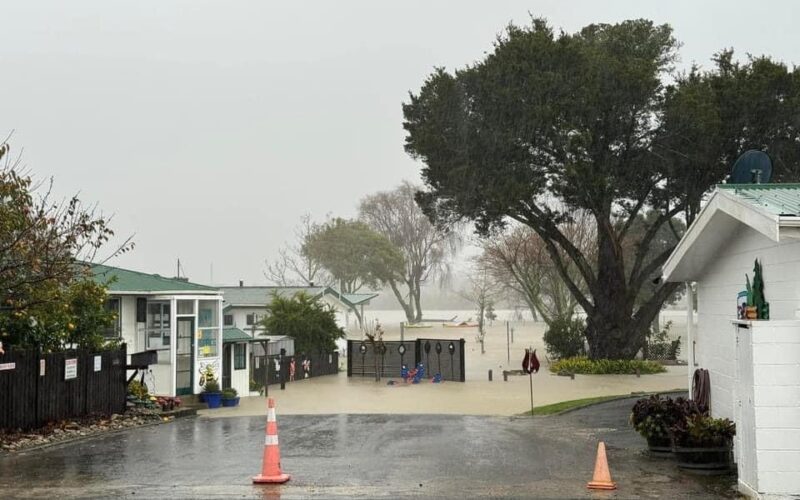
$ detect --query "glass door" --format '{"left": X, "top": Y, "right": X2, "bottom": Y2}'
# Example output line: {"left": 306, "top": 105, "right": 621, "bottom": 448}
{"left": 176, "top": 318, "right": 195, "bottom": 395}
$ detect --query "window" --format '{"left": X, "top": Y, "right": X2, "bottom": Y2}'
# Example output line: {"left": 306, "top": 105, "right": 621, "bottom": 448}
{"left": 234, "top": 343, "right": 246, "bottom": 370}
{"left": 103, "top": 298, "right": 121, "bottom": 338}
{"left": 223, "top": 314, "right": 234, "bottom": 326}
{"left": 246, "top": 313, "right": 259, "bottom": 326}
{"left": 177, "top": 300, "right": 194, "bottom": 315}
{"left": 197, "top": 328, "right": 218, "bottom": 357}
{"left": 146, "top": 301, "right": 171, "bottom": 349}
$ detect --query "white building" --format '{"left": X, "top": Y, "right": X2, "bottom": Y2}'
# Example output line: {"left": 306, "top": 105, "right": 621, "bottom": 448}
{"left": 219, "top": 284, "right": 377, "bottom": 336}
{"left": 92, "top": 264, "right": 225, "bottom": 397}
{"left": 663, "top": 184, "right": 800, "bottom": 498}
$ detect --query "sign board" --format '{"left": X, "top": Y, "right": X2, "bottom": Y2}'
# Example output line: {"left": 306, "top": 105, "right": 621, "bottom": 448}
{"left": 94, "top": 355, "right": 102, "bottom": 372}
{"left": 0, "top": 362, "right": 15, "bottom": 371}
{"left": 40, "top": 359, "right": 45, "bottom": 376}
{"left": 65, "top": 358, "right": 78, "bottom": 380}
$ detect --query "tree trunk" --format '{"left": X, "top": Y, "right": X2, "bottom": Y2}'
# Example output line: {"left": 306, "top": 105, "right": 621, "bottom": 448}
{"left": 412, "top": 280, "right": 423, "bottom": 323}
{"left": 583, "top": 225, "right": 680, "bottom": 359}
{"left": 388, "top": 279, "right": 415, "bottom": 323}
{"left": 584, "top": 222, "right": 637, "bottom": 359}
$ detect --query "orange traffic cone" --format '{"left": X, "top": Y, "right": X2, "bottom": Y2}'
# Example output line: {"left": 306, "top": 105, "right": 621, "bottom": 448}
{"left": 252, "top": 398, "right": 291, "bottom": 484}
{"left": 586, "top": 441, "right": 616, "bottom": 490}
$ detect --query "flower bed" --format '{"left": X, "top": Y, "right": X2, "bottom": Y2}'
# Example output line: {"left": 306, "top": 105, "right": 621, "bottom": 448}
{"left": 549, "top": 357, "right": 666, "bottom": 375}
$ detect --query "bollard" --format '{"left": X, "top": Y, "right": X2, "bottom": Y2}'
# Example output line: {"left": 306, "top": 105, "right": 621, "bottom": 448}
{"left": 488, "top": 369, "right": 493, "bottom": 381}
{"left": 570, "top": 372, "right": 575, "bottom": 380}
{"left": 280, "top": 348, "right": 286, "bottom": 390}
{"left": 503, "top": 371, "right": 508, "bottom": 382}
{"left": 635, "top": 368, "right": 641, "bottom": 378}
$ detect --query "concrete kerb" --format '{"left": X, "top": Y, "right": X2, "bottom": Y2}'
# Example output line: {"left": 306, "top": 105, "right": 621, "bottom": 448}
{"left": 514, "top": 389, "right": 689, "bottom": 418}
{"left": 0, "top": 409, "right": 197, "bottom": 456}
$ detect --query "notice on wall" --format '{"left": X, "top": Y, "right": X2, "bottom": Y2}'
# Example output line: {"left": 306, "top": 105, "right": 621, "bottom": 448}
{"left": 94, "top": 355, "right": 102, "bottom": 372}
{"left": 0, "top": 362, "right": 15, "bottom": 371}
{"left": 65, "top": 358, "right": 78, "bottom": 380}
{"left": 40, "top": 359, "right": 45, "bottom": 376}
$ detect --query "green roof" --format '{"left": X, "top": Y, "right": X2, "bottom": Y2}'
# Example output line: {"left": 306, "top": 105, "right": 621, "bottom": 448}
{"left": 719, "top": 184, "right": 800, "bottom": 216}
{"left": 91, "top": 263, "right": 219, "bottom": 294}
{"left": 223, "top": 327, "right": 252, "bottom": 343}
{"left": 343, "top": 293, "right": 378, "bottom": 305}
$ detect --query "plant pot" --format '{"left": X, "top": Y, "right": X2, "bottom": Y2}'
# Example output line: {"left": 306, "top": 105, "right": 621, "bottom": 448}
{"left": 673, "top": 446, "right": 733, "bottom": 475}
{"left": 222, "top": 397, "right": 240, "bottom": 407}
{"left": 646, "top": 436, "right": 673, "bottom": 458}
{"left": 198, "top": 393, "right": 206, "bottom": 403}
{"left": 205, "top": 392, "right": 223, "bottom": 409}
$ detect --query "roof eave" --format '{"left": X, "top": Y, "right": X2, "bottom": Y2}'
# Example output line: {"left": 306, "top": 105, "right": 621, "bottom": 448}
{"left": 663, "top": 189, "right": 780, "bottom": 282}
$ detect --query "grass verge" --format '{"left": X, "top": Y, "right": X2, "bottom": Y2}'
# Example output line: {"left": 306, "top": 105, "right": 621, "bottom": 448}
{"left": 521, "top": 395, "right": 631, "bottom": 416}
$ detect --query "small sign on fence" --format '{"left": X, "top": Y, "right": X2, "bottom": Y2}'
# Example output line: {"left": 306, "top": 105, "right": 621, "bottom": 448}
{"left": 65, "top": 358, "right": 78, "bottom": 380}
{"left": 94, "top": 355, "right": 102, "bottom": 372}
{"left": 40, "top": 359, "right": 45, "bottom": 376}
{"left": 0, "top": 362, "right": 15, "bottom": 371}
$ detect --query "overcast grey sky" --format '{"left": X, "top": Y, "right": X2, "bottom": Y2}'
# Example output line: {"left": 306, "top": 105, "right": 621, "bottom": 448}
{"left": 3, "top": 1, "right": 798, "bottom": 285}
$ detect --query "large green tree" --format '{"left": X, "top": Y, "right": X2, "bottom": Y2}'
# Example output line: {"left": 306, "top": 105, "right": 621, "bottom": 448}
{"left": 0, "top": 140, "right": 131, "bottom": 351}
{"left": 403, "top": 19, "right": 800, "bottom": 358}
{"left": 303, "top": 218, "right": 405, "bottom": 294}
{"left": 359, "top": 182, "right": 461, "bottom": 323}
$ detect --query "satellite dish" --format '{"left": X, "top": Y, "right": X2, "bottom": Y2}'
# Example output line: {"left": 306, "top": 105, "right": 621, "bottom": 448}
{"left": 729, "top": 150, "right": 773, "bottom": 184}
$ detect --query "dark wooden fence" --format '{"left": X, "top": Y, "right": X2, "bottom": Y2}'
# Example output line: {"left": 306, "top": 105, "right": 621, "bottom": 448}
{"left": 250, "top": 351, "right": 339, "bottom": 390}
{"left": 347, "top": 338, "right": 466, "bottom": 382}
{"left": 0, "top": 345, "right": 127, "bottom": 430}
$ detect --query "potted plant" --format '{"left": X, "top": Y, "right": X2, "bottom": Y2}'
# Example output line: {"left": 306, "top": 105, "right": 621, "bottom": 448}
{"left": 671, "top": 414, "right": 735, "bottom": 474}
{"left": 203, "top": 380, "right": 223, "bottom": 409}
{"left": 630, "top": 395, "right": 699, "bottom": 457}
{"left": 222, "top": 388, "right": 240, "bottom": 407}
{"left": 249, "top": 379, "right": 263, "bottom": 397}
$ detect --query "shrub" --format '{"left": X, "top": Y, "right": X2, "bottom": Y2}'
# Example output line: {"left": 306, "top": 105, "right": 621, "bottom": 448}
{"left": 672, "top": 414, "right": 736, "bottom": 448}
{"left": 643, "top": 321, "right": 681, "bottom": 360}
{"left": 203, "top": 380, "right": 220, "bottom": 393}
{"left": 630, "top": 395, "right": 701, "bottom": 443}
{"left": 549, "top": 357, "right": 666, "bottom": 375}
{"left": 221, "top": 388, "right": 238, "bottom": 399}
{"left": 128, "top": 380, "right": 149, "bottom": 400}
{"left": 543, "top": 316, "right": 586, "bottom": 359}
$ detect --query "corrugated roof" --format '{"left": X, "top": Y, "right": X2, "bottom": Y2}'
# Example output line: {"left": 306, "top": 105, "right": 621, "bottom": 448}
{"left": 343, "top": 293, "right": 378, "bottom": 305}
{"left": 223, "top": 327, "right": 252, "bottom": 343}
{"left": 220, "top": 286, "right": 327, "bottom": 307}
{"left": 719, "top": 184, "right": 800, "bottom": 216}
{"left": 91, "top": 264, "right": 219, "bottom": 293}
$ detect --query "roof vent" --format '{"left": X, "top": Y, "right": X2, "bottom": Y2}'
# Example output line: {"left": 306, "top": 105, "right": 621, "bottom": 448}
{"left": 239, "top": 280, "right": 244, "bottom": 287}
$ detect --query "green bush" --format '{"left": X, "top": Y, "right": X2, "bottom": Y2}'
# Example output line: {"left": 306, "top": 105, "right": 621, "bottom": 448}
{"left": 222, "top": 388, "right": 238, "bottom": 399}
{"left": 543, "top": 316, "right": 586, "bottom": 360}
{"left": 549, "top": 357, "right": 666, "bottom": 375}
{"left": 203, "top": 380, "right": 220, "bottom": 393}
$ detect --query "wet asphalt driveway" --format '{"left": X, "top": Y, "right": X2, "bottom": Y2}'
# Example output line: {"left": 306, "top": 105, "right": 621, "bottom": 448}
{"left": 0, "top": 397, "right": 736, "bottom": 499}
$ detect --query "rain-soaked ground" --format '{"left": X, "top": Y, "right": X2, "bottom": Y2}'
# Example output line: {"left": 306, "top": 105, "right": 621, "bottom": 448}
{"left": 0, "top": 397, "right": 737, "bottom": 499}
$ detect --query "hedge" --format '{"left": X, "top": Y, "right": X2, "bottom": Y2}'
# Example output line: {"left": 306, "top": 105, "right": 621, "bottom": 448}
{"left": 549, "top": 357, "right": 666, "bottom": 375}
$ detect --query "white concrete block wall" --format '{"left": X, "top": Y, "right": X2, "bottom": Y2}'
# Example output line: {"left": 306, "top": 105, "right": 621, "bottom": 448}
{"left": 750, "top": 321, "right": 800, "bottom": 495}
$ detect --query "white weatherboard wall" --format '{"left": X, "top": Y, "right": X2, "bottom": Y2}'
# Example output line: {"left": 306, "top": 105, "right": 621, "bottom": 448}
{"left": 228, "top": 343, "right": 250, "bottom": 396}
{"left": 695, "top": 223, "right": 800, "bottom": 423}
{"left": 692, "top": 222, "right": 800, "bottom": 497}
